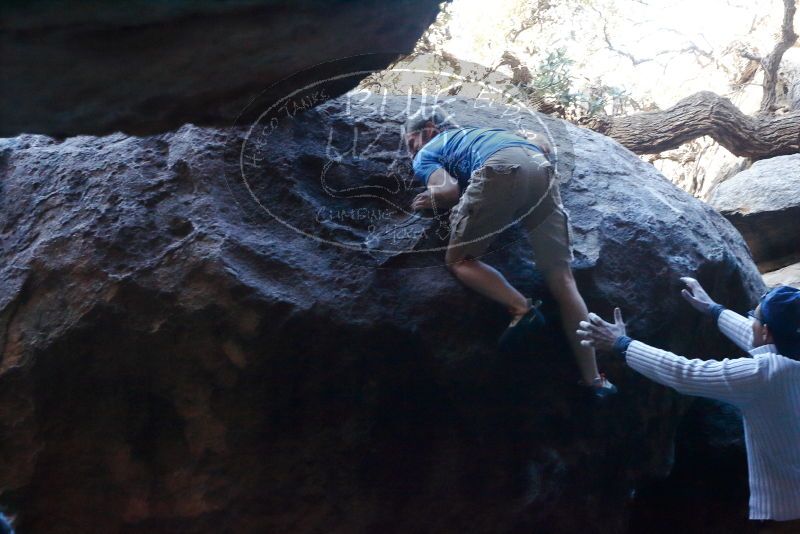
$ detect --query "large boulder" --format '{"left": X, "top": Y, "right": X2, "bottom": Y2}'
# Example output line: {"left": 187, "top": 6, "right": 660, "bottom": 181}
{"left": 777, "top": 48, "right": 800, "bottom": 112}
{"left": 764, "top": 262, "right": 800, "bottom": 289}
{"left": 708, "top": 154, "right": 800, "bottom": 272}
{"left": 0, "top": 0, "right": 442, "bottom": 138}
{"left": 629, "top": 399, "right": 750, "bottom": 534}
{"left": 0, "top": 93, "right": 765, "bottom": 533}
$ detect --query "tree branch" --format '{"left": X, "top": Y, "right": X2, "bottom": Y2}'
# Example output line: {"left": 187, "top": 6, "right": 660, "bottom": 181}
{"left": 739, "top": 49, "right": 763, "bottom": 62}
{"left": 601, "top": 22, "right": 714, "bottom": 67}
{"left": 759, "top": 0, "right": 798, "bottom": 112}
{"left": 584, "top": 90, "right": 800, "bottom": 158}
{"left": 732, "top": 58, "right": 760, "bottom": 89}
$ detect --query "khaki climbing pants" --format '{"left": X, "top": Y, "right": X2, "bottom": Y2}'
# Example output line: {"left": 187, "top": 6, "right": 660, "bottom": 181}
{"left": 448, "top": 145, "right": 574, "bottom": 271}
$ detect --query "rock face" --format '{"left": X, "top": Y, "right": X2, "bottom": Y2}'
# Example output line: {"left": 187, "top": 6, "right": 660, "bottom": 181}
{"left": 777, "top": 48, "right": 800, "bottom": 112}
{"left": 764, "top": 262, "right": 800, "bottom": 289}
{"left": 629, "top": 399, "right": 751, "bottom": 534}
{"left": 0, "top": 0, "right": 442, "bottom": 138}
{"left": 708, "top": 154, "right": 800, "bottom": 272}
{"left": 0, "top": 94, "right": 765, "bottom": 533}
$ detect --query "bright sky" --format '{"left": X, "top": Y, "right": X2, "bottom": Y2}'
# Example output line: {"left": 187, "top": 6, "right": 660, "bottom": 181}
{"left": 441, "top": 0, "right": 788, "bottom": 112}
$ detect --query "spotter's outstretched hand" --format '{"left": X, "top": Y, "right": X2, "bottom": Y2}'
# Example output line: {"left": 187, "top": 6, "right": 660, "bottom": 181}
{"left": 577, "top": 308, "right": 627, "bottom": 352}
{"left": 680, "top": 276, "right": 717, "bottom": 315}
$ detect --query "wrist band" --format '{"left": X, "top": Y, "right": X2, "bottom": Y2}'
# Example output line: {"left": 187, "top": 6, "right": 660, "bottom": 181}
{"left": 709, "top": 304, "right": 726, "bottom": 321}
{"left": 613, "top": 335, "right": 633, "bottom": 359}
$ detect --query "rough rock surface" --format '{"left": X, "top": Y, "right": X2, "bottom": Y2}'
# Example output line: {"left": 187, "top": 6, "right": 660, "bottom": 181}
{"left": 629, "top": 399, "right": 750, "bottom": 534}
{"left": 708, "top": 154, "right": 800, "bottom": 272}
{"left": 0, "top": 94, "right": 765, "bottom": 533}
{"left": 764, "top": 261, "right": 800, "bottom": 289}
{"left": 0, "top": 0, "right": 442, "bottom": 138}
{"left": 777, "top": 48, "right": 800, "bottom": 112}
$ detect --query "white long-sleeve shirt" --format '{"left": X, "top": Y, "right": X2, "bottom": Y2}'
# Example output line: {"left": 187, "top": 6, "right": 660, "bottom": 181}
{"left": 625, "top": 309, "right": 800, "bottom": 520}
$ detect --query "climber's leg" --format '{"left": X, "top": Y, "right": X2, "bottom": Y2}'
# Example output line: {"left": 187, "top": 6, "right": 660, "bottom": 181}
{"left": 445, "top": 149, "right": 532, "bottom": 322}
{"left": 541, "top": 265, "right": 600, "bottom": 384}
{"left": 524, "top": 196, "right": 616, "bottom": 396}
{"left": 446, "top": 254, "right": 530, "bottom": 321}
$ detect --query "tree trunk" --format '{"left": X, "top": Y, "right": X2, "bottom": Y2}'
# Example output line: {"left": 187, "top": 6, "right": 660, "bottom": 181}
{"left": 583, "top": 0, "right": 798, "bottom": 160}
{"left": 584, "top": 91, "right": 800, "bottom": 159}
{"left": 758, "top": 0, "right": 798, "bottom": 112}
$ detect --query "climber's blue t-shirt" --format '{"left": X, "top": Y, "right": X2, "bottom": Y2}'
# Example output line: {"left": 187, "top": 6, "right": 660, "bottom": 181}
{"left": 411, "top": 127, "right": 544, "bottom": 189}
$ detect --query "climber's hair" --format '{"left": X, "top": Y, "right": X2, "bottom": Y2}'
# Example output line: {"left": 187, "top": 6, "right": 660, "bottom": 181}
{"left": 404, "top": 106, "right": 451, "bottom": 135}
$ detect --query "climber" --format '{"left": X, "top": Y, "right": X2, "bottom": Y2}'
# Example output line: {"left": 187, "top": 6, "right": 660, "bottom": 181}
{"left": 577, "top": 278, "right": 800, "bottom": 532}
{"left": 404, "top": 107, "right": 616, "bottom": 399}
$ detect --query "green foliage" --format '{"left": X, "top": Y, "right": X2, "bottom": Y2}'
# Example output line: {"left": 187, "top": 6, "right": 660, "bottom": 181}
{"left": 531, "top": 48, "right": 575, "bottom": 105}
{"left": 517, "top": 47, "right": 636, "bottom": 121}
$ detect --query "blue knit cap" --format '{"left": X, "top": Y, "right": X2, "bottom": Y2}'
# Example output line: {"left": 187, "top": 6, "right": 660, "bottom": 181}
{"left": 0, "top": 512, "right": 13, "bottom": 534}
{"left": 760, "top": 285, "right": 800, "bottom": 358}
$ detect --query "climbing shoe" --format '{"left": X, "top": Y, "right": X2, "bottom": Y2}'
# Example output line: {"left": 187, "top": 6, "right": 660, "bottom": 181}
{"left": 579, "top": 373, "right": 618, "bottom": 400}
{"left": 498, "top": 299, "right": 546, "bottom": 351}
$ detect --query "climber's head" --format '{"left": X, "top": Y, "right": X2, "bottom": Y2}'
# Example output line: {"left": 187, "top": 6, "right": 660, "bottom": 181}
{"left": 404, "top": 106, "right": 448, "bottom": 158}
{"left": 749, "top": 285, "right": 800, "bottom": 359}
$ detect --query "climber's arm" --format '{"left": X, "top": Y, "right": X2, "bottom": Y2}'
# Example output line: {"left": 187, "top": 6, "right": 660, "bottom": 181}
{"left": 623, "top": 341, "right": 767, "bottom": 407}
{"left": 411, "top": 168, "right": 460, "bottom": 212}
{"left": 717, "top": 309, "right": 755, "bottom": 352}
{"left": 576, "top": 309, "right": 767, "bottom": 407}
{"left": 680, "top": 277, "right": 754, "bottom": 351}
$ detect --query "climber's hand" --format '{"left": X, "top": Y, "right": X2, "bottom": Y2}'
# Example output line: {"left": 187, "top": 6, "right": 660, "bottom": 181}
{"left": 411, "top": 191, "right": 433, "bottom": 211}
{"left": 680, "top": 277, "right": 717, "bottom": 315}
{"left": 577, "top": 308, "right": 626, "bottom": 352}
